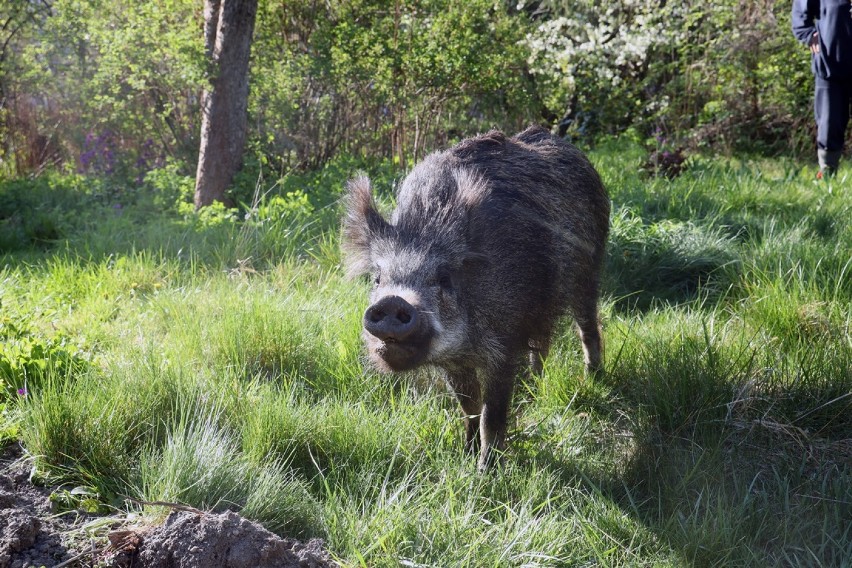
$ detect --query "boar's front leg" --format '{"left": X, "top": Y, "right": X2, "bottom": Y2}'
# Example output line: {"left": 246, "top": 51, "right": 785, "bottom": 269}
{"left": 478, "top": 359, "right": 518, "bottom": 471}
{"left": 444, "top": 367, "right": 482, "bottom": 455}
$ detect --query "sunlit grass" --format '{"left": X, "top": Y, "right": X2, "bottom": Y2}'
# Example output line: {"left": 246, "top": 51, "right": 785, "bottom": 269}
{"left": 1, "top": 146, "right": 850, "bottom": 566}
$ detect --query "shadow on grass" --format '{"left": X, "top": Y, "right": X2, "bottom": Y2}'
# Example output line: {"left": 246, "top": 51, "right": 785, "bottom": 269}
{"left": 603, "top": 207, "right": 743, "bottom": 313}
{"left": 517, "top": 354, "right": 852, "bottom": 566}
{"left": 510, "top": 305, "right": 852, "bottom": 566}
{"left": 521, "top": 415, "right": 851, "bottom": 567}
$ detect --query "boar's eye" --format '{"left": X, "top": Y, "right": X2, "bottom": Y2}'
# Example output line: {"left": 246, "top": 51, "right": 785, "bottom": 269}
{"left": 373, "top": 272, "right": 381, "bottom": 286}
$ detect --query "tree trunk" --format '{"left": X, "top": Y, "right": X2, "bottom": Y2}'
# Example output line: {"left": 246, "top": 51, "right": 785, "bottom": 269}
{"left": 194, "top": 0, "right": 258, "bottom": 209}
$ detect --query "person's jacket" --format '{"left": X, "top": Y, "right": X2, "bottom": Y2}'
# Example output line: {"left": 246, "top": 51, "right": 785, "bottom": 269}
{"left": 792, "top": 0, "right": 852, "bottom": 79}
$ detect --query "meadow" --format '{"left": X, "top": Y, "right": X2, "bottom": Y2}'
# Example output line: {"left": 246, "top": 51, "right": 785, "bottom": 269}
{"left": 1, "top": 142, "right": 850, "bottom": 567}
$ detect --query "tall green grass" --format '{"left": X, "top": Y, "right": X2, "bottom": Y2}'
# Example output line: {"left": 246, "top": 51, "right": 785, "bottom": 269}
{"left": 1, "top": 145, "right": 849, "bottom": 566}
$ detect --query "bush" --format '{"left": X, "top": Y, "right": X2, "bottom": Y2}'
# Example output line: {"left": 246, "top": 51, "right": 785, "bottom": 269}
{"left": 523, "top": 0, "right": 813, "bottom": 154}
{"left": 251, "top": 0, "right": 536, "bottom": 169}
{"left": 141, "top": 161, "right": 195, "bottom": 212}
{"left": 0, "top": 314, "right": 91, "bottom": 403}
{"left": 0, "top": 175, "right": 89, "bottom": 252}
{"left": 2, "top": 0, "right": 820, "bottom": 186}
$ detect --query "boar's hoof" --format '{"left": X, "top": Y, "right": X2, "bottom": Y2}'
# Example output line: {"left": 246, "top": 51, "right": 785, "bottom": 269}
{"left": 477, "top": 446, "right": 505, "bottom": 473}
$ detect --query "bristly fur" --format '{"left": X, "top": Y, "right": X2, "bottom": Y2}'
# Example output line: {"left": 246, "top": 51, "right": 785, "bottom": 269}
{"left": 340, "top": 175, "right": 388, "bottom": 279}
{"left": 340, "top": 126, "right": 610, "bottom": 470}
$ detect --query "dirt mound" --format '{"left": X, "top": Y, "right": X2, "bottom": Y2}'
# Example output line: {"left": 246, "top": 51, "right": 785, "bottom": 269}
{"left": 132, "top": 511, "right": 337, "bottom": 568}
{"left": 0, "top": 448, "right": 72, "bottom": 568}
{"left": 1, "top": 444, "right": 338, "bottom": 568}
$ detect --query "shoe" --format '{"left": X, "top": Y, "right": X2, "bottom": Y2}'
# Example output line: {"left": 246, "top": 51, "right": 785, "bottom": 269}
{"left": 818, "top": 167, "right": 837, "bottom": 179}
{"left": 817, "top": 149, "right": 840, "bottom": 177}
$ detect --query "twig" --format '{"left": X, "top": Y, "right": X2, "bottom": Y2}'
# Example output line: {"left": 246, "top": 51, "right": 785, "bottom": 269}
{"left": 53, "top": 546, "right": 103, "bottom": 568}
{"left": 123, "top": 496, "right": 206, "bottom": 515}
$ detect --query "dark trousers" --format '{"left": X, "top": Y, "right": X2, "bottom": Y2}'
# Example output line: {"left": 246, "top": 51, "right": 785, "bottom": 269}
{"left": 815, "top": 76, "right": 852, "bottom": 151}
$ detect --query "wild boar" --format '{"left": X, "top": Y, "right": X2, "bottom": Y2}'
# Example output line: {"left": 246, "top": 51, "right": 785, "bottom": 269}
{"left": 342, "top": 126, "right": 610, "bottom": 470}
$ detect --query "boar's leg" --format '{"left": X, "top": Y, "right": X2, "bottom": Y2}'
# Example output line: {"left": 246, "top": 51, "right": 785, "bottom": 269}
{"left": 444, "top": 368, "right": 482, "bottom": 455}
{"left": 528, "top": 337, "right": 551, "bottom": 376}
{"left": 478, "top": 360, "right": 518, "bottom": 471}
{"left": 577, "top": 319, "right": 603, "bottom": 374}
{"left": 570, "top": 292, "right": 604, "bottom": 375}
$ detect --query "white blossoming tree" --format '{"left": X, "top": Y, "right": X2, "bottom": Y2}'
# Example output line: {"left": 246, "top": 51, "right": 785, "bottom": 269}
{"left": 524, "top": 0, "right": 687, "bottom": 137}
{"left": 522, "top": 0, "right": 809, "bottom": 154}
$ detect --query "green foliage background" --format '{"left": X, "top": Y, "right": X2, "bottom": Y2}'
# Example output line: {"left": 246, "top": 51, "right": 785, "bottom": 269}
{"left": 0, "top": 0, "right": 821, "bottom": 182}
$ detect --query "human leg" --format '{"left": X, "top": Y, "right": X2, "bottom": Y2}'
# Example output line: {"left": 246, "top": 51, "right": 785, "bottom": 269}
{"left": 814, "top": 77, "right": 849, "bottom": 175}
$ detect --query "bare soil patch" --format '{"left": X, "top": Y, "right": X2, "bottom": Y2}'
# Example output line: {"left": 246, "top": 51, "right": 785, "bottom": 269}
{"left": 1, "top": 444, "right": 338, "bottom": 568}
{"left": 129, "top": 510, "right": 336, "bottom": 568}
{"left": 0, "top": 445, "right": 74, "bottom": 568}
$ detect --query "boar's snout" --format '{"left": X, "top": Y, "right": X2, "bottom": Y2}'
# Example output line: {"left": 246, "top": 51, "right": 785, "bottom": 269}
{"left": 364, "top": 296, "right": 419, "bottom": 342}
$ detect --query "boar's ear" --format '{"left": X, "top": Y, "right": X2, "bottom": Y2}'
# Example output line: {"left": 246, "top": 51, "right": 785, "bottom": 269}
{"left": 341, "top": 175, "right": 389, "bottom": 278}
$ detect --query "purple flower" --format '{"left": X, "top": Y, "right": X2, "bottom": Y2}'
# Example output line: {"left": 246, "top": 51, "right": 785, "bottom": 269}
{"left": 80, "top": 150, "right": 95, "bottom": 168}
{"left": 17, "top": 387, "right": 27, "bottom": 397}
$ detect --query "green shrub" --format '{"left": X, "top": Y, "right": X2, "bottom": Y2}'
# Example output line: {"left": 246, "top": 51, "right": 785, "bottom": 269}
{"left": 0, "top": 314, "right": 91, "bottom": 402}
{"left": 141, "top": 161, "right": 195, "bottom": 212}
{"left": 0, "top": 176, "right": 87, "bottom": 252}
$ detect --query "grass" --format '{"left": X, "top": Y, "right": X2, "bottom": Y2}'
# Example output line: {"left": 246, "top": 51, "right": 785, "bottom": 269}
{"left": 1, "top": 143, "right": 850, "bottom": 566}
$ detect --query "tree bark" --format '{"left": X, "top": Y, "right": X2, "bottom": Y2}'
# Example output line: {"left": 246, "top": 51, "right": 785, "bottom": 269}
{"left": 194, "top": 0, "right": 258, "bottom": 209}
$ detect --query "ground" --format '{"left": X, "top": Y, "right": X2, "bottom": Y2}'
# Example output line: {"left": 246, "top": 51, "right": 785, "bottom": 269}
{"left": 0, "top": 444, "right": 338, "bottom": 568}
